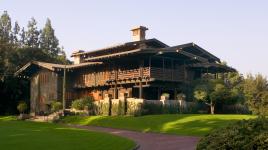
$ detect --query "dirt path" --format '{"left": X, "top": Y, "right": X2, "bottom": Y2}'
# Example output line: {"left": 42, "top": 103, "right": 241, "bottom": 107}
{"left": 67, "top": 124, "right": 200, "bottom": 150}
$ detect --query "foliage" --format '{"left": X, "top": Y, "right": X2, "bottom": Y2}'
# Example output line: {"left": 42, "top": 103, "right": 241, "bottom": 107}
{"left": 71, "top": 96, "right": 94, "bottom": 111}
{"left": 0, "top": 116, "right": 135, "bottom": 150}
{"left": 94, "top": 102, "right": 110, "bottom": 116}
{"left": 25, "top": 18, "right": 40, "bottom": 48}
{"left": 51, "top": 101, "right": 62, "bottom": 112}
{"left": 141, "top": 102, "right": 163, "bottom": 115}
{"left": 61, "top": 114, "right": 256, "bottom": 136}
{"left": 197, "top": 118, "right": 268, "bottom": 150}
{"left": 193, "top": 73, "right": 245, "bottom": 114}
{"left": 40, "top": 18, "right": 60, "bottom": 57}
{"left": 176, "top": 93, "right": 186, "bottom": 100}
{"left": 117, "top": 100, "right": 126, "bottom": 115}
{"left": 161, "top": 93, "right": 170, "bottom": 99}
{"left": 0, "top": 11, "right": 68, "bottom": 115}
{"left": 126, "top": 101, "right": 143, "bottom": 116}
{"left": 17, "top": 101, "right": 27, "bottom": 114}
{"left": 243, "top": 74, "right": 268, "bottom": 116}
{"left": 0, "top": 11, "right": 11, "bottom": 42}
{"left": 193, "top": 79, "right": 228, "bottom": 114}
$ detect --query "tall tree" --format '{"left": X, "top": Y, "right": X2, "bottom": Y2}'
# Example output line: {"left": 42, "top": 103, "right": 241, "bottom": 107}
{"left": 12, "top": 21, "right": 20, "bottom": 44}
{"left": 243, "top": 74, "right": 268, "bottom": 116}
{"left": 19, "top": 27, "right": 26, "bottom": 47}
{"left": 0, "top": 11, "right": 12, "bottom": 42}
{"left": 40, "top": 18, "right": 60, "bottom": 56}
{"left": 25, "top": 17, "right": 40, "bottom": 48}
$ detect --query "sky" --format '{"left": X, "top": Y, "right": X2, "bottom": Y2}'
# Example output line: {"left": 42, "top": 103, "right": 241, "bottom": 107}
{"left": 1, "top": 0, "right": 268, "bottom": 76}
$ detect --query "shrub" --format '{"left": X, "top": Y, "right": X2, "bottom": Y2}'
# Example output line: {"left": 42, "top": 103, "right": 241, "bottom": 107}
{"left": 71, "top": 96, "right": 94, "bottom": 111}
{"left": 161, "top": 93, "right": 170, "bottom": 100}
{"left": 17, "top": 101, "right": 27, "bottom": 114}
{"left": 197, "top": 118, "right": 268, "bottom": 150}
{"left": 94, "top": 101, "right": 110, "bottom": 116}
{"left": 51, "top": 101, "right": 62, "bottom": 112}
{"left": 141, "top": 103, "right": 163, "bottom": 115}
{"left": 117, "top": 100, "right": 126, "bottom": 115}
{"left": 126, "top": 101, "right": 143, "bottom": 116}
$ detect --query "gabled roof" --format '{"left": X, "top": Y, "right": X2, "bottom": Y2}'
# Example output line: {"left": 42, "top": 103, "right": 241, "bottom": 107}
{"left": 160, "top": 43, "right": 220, "bottom": 62}
{"left": 83, "top": 42, "right": 220, "bottom": 63}
{"left": 71, "top": 38, "right": 169, "bottom": 57}
{"left": 15, "top": 61, "right": 102, "bottom": 77}
{"left": 187, "top": 62, "right": 236, "bottom": 73}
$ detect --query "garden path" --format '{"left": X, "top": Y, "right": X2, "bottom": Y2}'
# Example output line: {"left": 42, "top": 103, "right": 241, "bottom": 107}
{"left": 67, "top": 124, "right": 200, "bottom": 150}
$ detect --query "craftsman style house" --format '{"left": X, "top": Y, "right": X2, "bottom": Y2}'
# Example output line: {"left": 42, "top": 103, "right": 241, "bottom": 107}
{"left": 15, "top": 26, "right": 234, "bottom": 113}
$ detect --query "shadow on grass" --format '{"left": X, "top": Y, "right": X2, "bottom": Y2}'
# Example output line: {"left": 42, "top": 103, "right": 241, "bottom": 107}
{"left": 61, "top": 114, "right": 256, "bottom": 136}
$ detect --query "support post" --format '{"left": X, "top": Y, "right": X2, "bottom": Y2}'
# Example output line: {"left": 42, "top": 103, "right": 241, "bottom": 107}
{"left": 62, "top": 66, "right": 66, "bottom": 111}
{"left": 114, "top": 67, "right": 118, "bottom": 99}
{"left": 174, "top": 88, "right": 177, "bottom": 100}
{"left": 158, "top": 87, "right": 161, "bottom": 100}
{"left": 139, "top": 60, "right": 144, "bottom": 99}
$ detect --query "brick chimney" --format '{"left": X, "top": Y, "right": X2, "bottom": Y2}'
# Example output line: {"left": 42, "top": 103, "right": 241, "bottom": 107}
{"left": 130, "top": 26, "right": 148, "bottom": 41}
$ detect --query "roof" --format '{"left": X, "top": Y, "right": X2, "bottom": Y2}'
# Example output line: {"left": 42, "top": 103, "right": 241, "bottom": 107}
{"left": 188, "top": 62, "right": 236, "bottom": 73}
{"left": 15, "top": 61, "right": 102, "bottom": 76}
{"left": 83, "top": 42, "right": 220, "bottom": 63}
{"left": 71, "top": 38, "right": 169, "bottom": 57}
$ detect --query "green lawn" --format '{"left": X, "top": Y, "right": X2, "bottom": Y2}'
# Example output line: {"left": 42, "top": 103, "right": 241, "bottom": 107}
{"left": 61, "top": 114, "right": 256, "bottom": 136}
{"left": 0, "top": 116, "right": 135, "bottom": 150}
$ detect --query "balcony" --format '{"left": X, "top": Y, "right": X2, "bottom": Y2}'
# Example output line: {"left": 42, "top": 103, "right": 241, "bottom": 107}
{"left": 73, "top": 67, "right": 185, "bottom": 88}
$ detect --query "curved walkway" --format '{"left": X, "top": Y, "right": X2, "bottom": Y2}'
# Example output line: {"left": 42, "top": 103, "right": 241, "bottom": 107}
{"left": 67, "top": 124, "right": 200, "bottom": 150}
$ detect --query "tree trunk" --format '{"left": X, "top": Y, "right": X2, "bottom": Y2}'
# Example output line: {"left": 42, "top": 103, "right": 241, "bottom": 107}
{"left": 210, "top": 100, "right": 215, "bottom": 114}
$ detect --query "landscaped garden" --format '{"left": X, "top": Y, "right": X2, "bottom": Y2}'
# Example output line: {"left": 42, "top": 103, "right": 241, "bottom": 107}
{"left": 0, "top": 116, "right": 135, "bottom": 150}
{"left": 60, "top": 114, "right": 256, "bottom": 136}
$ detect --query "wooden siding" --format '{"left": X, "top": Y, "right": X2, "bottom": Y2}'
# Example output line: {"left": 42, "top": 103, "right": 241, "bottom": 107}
{"left": 30, "top": 70, "right": 60, "bottom": 113}
{"left": 73, "top": 66, "right": 186, "bottom": 88}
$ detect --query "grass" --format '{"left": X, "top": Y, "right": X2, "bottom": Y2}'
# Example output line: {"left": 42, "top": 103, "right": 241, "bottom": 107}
{"left": 0, "top": 116, "right": 135, "bottom": 150}
{"left": 61, "top": 114, "right": 256, "bottom": 136}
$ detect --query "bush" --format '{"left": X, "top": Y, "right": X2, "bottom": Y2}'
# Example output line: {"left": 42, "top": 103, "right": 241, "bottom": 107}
{"left": 71, "top": 96, "right": 94, "bottom": 111}
{"left": 17, "top": 101, "right": 27, "bottom": 114}
{"left": 141, "top": 103, "right": 163, "bottom": 115}
{"left": 51, "top": 101, "right": 62, "bottom": 112}
{"left": 93, "top": 100, "right": 110, "bottom": 116}
{"left": 197, "top": 118, "right": 268, "bottom": 150}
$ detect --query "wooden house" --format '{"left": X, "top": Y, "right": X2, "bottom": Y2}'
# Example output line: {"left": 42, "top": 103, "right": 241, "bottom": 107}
{"left": 15, "top": 26, "right": 235, "bottom": 113}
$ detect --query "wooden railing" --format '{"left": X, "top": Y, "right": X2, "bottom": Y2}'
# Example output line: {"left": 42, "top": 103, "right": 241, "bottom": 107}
{"left": 150, "top": 67, "right": 184, "bottom": 82}
{"left": 73, "top": 67, "right": 185, "bottom": 88}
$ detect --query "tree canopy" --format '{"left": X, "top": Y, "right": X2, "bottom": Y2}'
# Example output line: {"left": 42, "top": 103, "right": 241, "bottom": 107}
{"left": 0, "top": 11, "right": 67, "bottom": 115}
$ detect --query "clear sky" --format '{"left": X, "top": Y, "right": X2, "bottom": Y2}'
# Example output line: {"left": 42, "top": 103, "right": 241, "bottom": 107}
{"left": 1, "top": 0, "right": 268, "bottom": 76}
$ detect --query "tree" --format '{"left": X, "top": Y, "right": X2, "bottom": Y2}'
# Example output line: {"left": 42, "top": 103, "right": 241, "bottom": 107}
{"left": 194, "top": 79, "right": 230, "bottom": 114}
{"left": 26, "top": 17, "right": 40, "bottom": 48}
{"left": 11, "top": 21, "right": 20, "bottom": 44}
{"left": 19, "top": 27, "right": 26, "bottom": 46}
{"left": 40, "top": 18, "right": 60, "bottom": 57}
{"left": 0, "top": 11, "right": 12, "bottom": 42}
{"left": 0, "top": 12, "right": 68, "bottom": 115}
{"left": 243, "top": 74, "right": 268, "bottom": 116}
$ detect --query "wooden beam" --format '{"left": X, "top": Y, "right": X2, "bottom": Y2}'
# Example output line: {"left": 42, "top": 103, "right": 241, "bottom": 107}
{"left": 139, "top": 60, "right": 144, "bottom": 99}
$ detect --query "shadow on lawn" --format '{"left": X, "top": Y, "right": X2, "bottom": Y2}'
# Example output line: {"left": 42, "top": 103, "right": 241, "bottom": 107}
{"left": 61, "top": 114, "right": 255, "bottom": 136}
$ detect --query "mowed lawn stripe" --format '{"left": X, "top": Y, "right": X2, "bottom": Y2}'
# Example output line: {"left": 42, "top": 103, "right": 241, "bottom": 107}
{"left": 0, "top": 116, "right": 135, "bottom": 150}
{"left": 61, "top": 114, "right": 256, "bottom": 136}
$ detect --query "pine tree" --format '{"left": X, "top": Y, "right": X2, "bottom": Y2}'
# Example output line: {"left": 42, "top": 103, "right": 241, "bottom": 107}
{"left": 11, "top": 21, "right": 20, "bottom": 44}
{"left": 25, "top": 17, "right": 40, "bottom": 48}
{"left": 19, "top": 27, "right": 26, "bottom": 47}
{"left": 0, "top": 11, "right": 12, "bottom": 42}
{"left": 40, "top": 18, "right": 60, "bottom": 57}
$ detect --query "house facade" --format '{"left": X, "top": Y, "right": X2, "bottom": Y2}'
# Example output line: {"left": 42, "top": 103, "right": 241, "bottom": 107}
{"left": 15, "top": 26, "right": 234, "bottom": 113}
